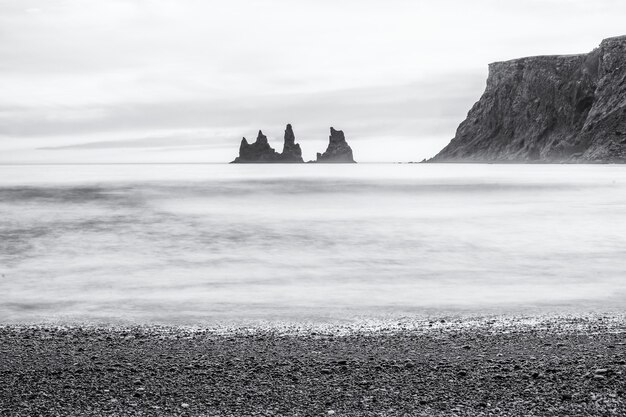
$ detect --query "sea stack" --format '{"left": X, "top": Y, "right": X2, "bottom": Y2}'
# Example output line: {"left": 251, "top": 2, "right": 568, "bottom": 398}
{"left": 315, "top": 127, "right": 356, "bottom": 163}
{"left": 232, "top": 124, "right": 304, "bottom": 163}
{"left": 430, "top": 35, "right": 626, "bottom": 163}
{"left": 231, "top": 130, "right": 280, "bottom": 163}
{"left": 278, "top": 124, "right": 304, "bottom": 163}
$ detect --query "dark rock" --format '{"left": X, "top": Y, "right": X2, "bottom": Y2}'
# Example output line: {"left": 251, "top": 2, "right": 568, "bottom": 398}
{"left": 278, "top": 124, "right": 304, "bottom": 163}
{"left": 232, "top": 124, "right": 356, "bottom": 163}
{"left": 315, "top": 127, "right": 356, "bottom": 163}
{"left": 430, "top": 35, "right": 626, "bottom": 163}
{"left": 231, "top": 131, "right": 281, "bottom": 163}
{"left": 3, "top": 318, "right": 626, "bottom": 416}
{"left": 231, "top": 124, "right": 304, "bottom": 163}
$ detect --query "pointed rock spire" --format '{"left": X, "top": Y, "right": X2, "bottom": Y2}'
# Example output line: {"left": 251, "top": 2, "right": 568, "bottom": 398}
{"left": 315, "top": 127, "right": 356, "bottom": 163}
{"left": 255, "top": 130, "right": 268, "bottom": 144}
{"left": 279, "top": 124, "right": 303, "bottom": 162}
{"left": 284, "top": 124, "right": 295, "bottom": 145}
{"left": 231, "top": 130, "right": 280, "bottom": 163}
{"left": 231, "top": 124, "right": 356, "bottom": 163}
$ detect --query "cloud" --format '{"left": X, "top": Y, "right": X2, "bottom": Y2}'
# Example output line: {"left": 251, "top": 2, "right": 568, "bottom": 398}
{"left": 37, "top": 132, "right": 234, "bottom": 151}
{"left": 1, "top": 71, "right": 486, "bottom": 143}
{"left": 0, "top": 0, "right": 625, "bottom": 162}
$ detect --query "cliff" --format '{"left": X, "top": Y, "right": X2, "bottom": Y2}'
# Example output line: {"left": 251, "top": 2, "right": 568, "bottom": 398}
{"left": 316, "top": 127, "right": 356, "bottom": 163}
{"left": 430, "top": 35, "right": 626, "bottom": 163}
{"left": 232, "top": 124, "right": 303, "bottom": 163}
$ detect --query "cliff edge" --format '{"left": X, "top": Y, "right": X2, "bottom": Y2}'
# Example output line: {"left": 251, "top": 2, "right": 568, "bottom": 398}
{"left": 430, "top": 35, "right": 626, "bottom": 163}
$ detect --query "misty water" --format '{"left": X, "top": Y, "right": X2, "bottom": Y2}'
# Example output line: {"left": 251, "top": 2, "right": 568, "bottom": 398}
{"left": 1, "top": 164, "right": 625, "bottom": 325}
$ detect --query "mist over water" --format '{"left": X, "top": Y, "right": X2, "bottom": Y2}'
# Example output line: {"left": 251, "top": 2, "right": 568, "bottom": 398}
{"left": 1, "top": 164, "right": 625, "bottom": 325}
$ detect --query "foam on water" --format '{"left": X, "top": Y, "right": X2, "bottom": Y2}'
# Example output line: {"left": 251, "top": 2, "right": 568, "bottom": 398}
{"left": 1, "top": 164, "right": 625, "bottom": 325}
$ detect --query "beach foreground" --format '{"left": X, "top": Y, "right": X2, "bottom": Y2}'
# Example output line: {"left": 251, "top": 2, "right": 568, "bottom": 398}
{"left": 1, "top": 316, "right": 625, "bottom": 417}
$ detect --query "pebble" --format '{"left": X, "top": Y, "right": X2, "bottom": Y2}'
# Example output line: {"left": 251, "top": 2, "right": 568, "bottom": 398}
{"left": 1, "top": 317, "right": 625, "bottom": 416}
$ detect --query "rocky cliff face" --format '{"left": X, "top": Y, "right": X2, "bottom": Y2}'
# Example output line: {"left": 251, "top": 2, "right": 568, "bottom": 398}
{"left": 316, "top": 127, "right": 356, "bottom": 163}
{"left": 232, "top": 124, "right": 304, "bottom": 163}
{"left": 431, "top": 35, "right": 626, "bottom": 163}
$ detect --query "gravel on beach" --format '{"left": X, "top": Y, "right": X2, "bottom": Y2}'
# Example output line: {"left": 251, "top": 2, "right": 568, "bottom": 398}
{"left": 1, "top": 316, "right": 625, "bottom": 416}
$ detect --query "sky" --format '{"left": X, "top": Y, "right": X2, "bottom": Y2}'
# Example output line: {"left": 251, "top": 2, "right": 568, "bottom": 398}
{"left": 1, "top": 0, "right": 626, "bottom": 163}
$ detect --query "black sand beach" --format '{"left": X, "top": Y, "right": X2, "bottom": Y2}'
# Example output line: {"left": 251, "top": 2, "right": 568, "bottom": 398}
{"left": 1, "top": 316, "right": 625, "bottom": 417}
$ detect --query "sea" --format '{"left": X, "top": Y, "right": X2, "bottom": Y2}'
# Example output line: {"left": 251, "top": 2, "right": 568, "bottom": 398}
{"left": 1, "top": 163, "right": 625, "bottom": 326}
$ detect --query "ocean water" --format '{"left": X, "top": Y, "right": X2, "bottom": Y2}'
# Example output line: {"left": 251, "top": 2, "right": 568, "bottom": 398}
{"left": 1, "top": 163, "right": 625, "bottom": 325}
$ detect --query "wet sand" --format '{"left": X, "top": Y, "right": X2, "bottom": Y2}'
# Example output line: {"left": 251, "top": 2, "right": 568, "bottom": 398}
{"left": 1, "top": 316, "right": 625, "bottom": 416}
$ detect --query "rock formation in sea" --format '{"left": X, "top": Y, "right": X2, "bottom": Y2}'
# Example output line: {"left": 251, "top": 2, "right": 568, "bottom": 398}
{"left": 315, "top": 127, "right": 356, "bottom": 163}
{"left": 232, "top": 124, "right": 304, "bottom": 163}
{"left": 278, "top": 124, "right": 304, "bottom": 163}
{"left": 231, "top": 130, "right": 280, "bottom": 163}
{"left": 232, "top": 124, "right": 356, "bottom": 163}
{"left": 430, "top": 35, "right": 626, "bottom": 163}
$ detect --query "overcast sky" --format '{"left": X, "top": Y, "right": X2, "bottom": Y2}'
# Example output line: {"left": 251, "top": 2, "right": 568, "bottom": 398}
{"left": 1, "top": 0, "right": 625, "bottom": 163}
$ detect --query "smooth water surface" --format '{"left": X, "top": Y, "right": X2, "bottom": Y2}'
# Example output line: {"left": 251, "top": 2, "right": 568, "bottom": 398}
{"left": 1, "top": 164, "right": 625, "bottom": 325}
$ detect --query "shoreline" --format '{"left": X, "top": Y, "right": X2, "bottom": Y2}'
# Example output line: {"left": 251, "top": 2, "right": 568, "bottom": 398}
{"left": 1, "top": 315, "right": 625, "bottom": 416}
{"left": 3, "top": 312, "right": 626, "bottom": 336}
